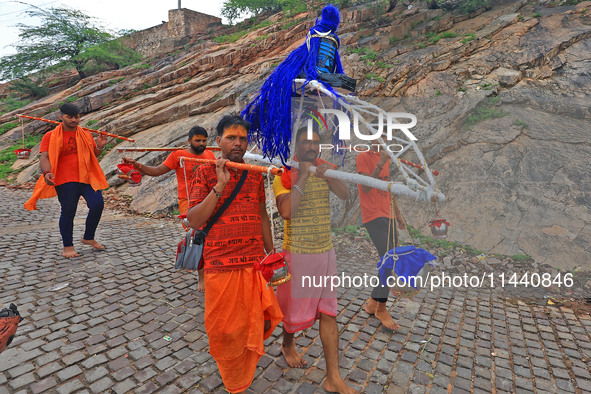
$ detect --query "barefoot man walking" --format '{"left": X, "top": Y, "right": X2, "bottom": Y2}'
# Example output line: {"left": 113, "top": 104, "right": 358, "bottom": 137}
{"left": 273, "top": 127, "right": 358, "bottom": 393}
{"left": 25, "top": 103, "right": 109, "bottom": 258}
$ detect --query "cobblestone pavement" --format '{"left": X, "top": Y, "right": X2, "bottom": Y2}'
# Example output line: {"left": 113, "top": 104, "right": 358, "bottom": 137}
{"left": 1, "top": 186, "right": 591, "bottom": 394}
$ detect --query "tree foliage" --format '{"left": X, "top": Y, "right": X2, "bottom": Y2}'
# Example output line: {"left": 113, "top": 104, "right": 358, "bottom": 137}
{"left": 435, "top": 0, "right": 489, "bottom": 13}
{"left": 221, "top": 0, "right": 309, "bottom": 22}
{"left": 0, "top": 6, "right": 141, "bottom": 82}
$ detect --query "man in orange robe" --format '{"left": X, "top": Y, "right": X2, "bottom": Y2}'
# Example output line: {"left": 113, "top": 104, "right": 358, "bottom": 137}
{"left": 122, "top": 126, "right": 216, "bottom": 291}
{"left": 186, "top": 114, "right": 282, "bottom": 393}
{"left": 25, "top": 103, "right": 109, "bottom": 258}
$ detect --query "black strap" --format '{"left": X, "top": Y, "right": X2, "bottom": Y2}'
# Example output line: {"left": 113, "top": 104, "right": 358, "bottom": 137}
{"left": 201, "top": 170, "right": 248, "bottom": 235}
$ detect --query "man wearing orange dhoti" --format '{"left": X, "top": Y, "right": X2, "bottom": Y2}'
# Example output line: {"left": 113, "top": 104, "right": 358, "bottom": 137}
{"left": 186, "top": 114, "right": 282, "bottom": 393}
{"left": 25, "top": 103, "right": 108, "bottom": 258}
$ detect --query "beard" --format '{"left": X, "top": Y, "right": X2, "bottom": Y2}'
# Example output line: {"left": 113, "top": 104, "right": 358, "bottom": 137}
{"left": 192, "top": 144, "right": 206, "bottom": 153}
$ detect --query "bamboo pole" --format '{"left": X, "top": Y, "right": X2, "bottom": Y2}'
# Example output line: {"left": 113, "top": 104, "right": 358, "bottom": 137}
{"left": 116, "top": 146, "right": 220, "bottom": 152}
{"left": 16, "top": 114, "right": 135, "bottom": 142}
{"left": 180, "top": 157, "right": 284, "bottom": 176}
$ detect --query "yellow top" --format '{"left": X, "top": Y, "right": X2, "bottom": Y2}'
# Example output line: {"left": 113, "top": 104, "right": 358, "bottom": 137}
{"left": 273, "top": 175, "right": 333, "bottom": 254}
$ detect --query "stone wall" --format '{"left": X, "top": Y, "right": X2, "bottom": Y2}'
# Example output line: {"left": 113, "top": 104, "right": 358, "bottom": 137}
{"left": 123, "top": 8, "right": 222, "bottom": 57}
{"left": 168, "top": 8, "right": 221, "bottom": 38}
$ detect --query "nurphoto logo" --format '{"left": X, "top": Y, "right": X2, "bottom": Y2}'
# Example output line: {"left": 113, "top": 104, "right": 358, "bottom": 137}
{"left": 306, "top": 108, "right": 418, "bottom": 153}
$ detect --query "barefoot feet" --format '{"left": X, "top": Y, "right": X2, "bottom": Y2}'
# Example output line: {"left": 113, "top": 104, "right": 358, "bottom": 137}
{"left": 81, "top": 239, "right": 105, "bottom": 250}
{"left": 62, "top": 246, "right": 80, "bottom": 258}
{"left": 324, "top": 376, "right": 359, "bottom": 394}
{"left": 281, "top": 342, "right": 307, "bottom": 368}
{"left": 364, "top": 298, "right": 378, "bottom": 315}
{"left": 375, "top": 306, "right": 400, "bottom": 331}
{"left": 365, "top": 298, "right": 399, "bottom": 331}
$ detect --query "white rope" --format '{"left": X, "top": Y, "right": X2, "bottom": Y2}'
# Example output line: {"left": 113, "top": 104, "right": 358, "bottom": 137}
{"left": 292, "top": 79, "right": 444, "bottom": 202}
{"left": 242, "top": 152, "right": 444, "bottom": 202}
{"left": 264, "top": 166, "right": 277, "bottom": 251}
{"left": 180, "top": 157, "right": 190, "bottom": 203}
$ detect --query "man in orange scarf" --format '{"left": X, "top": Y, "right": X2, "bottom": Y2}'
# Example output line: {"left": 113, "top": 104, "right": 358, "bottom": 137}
{"left": 25, "top": 103, "right": 109, "bottom": 258}
{"left": 186, "top": 115, "right": 282, "bottom": 393}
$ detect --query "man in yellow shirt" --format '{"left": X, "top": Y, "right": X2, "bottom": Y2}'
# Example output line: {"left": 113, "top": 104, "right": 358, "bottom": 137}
{"left": 273, "top": 128, "right": 357, "bottom": 394}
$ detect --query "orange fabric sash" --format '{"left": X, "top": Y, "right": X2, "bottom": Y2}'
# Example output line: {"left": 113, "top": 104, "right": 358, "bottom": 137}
{"left": 280, "top": 157, "right": 337, "bottom": 190}
{"left": 24, "top": 124, "right": 108, "bottom": 211}
{"left": 205, "top": 268, "right": 283, "bottom": 392}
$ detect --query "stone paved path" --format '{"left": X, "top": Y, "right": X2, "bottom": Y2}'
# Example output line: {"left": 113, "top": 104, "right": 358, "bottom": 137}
{"left": 1, "top": 186, "right": 591, "bottom": 393}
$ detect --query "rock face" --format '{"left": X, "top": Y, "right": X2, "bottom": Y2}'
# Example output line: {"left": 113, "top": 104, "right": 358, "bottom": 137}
{"left": 1, "top": 1, "right": 590, "bottom": 269}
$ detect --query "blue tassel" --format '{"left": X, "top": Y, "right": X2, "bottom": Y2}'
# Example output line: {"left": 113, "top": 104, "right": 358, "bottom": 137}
{"left": 242, "top": 4, "right": 346, "bottom": 163}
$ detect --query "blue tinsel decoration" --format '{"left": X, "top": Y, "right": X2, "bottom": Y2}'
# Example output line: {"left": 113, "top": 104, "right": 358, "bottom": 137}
{"left": 242, "top": 4, "right": 345, "bottom": 163}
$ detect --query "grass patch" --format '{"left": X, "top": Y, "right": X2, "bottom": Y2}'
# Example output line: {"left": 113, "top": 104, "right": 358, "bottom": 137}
{"left": 532, "top": 12, "right": 542, "bottom": 18}
{"left": 256, "top": 33, "right": 269, "bottom": 41}
{"left": 349, "top": 47, "right": 377, "bottom": 63}
{"left": 511, "top": 253, "right": 531, "bottom": 262}
{"left": 481, "top": 82, "right": 497, "bottom": 90}
{"left": 85, "top": 119, "right": 99, "bottom": 127}
{"left": 332, "top": 225, "right": 361, "bottom": 236}
{"left": 98, "top": 142, "right": 116, "bottom": 159}
{"left": 407, "top": 225, "right": 484, "bottom": 254}
{"left": 366, "top": 73, "right": 384, "bottom": 82}
{"left": 109, "top": 77, "right": 125, "bottom": 85}
{"left": 132, "top": 62, "right": 151, "bottom": 69}
{"left": 377, "top": 61, "right": 392, "bottom": 69}
{"left": 332, "top": 227, "right": 345, "bottom": 235}
{"left": 418, "top": 43, "right": 427, "bottom": 49}
{"left": 0, "top": 97, "right": 32, "bottom": 115}
{"left": 461, "top": 33, "right": 476, "bottom": 44}
{"left": 0, "top": 122, "right": 18, "bottom": 135}
{"left": 425, "top": 31, "right": 459, "bottom": 44}
{"left": 214, "top": 30, "right": 248, "bottom": 44}
{"left": 440, "top": 31, "right": 459, "bottom": 39}
{"left": 435, "top": 90, "right": 441, "bottom": 97}
{"left": 66, "top": 96, "right": 78, "bottom": 103}
{"left": 281, "top": 17, "right": 305, "bottom": 30}
{"left": 465, "top": 97, "right": 507, "bottom": 129}
{"left": 514, "top": 119, "right": 529, "bottom": 128}
{"left": 251, "top": 19, "right": 272, "bottom": 30}
{"left": 424, "top": 31, "right": 440, "bottom": 43}
{"left": 0, "top": 134, "right": 42, "bottom": 179}
{"left": 344, "top": 225, "right": 359, "bottom": 235}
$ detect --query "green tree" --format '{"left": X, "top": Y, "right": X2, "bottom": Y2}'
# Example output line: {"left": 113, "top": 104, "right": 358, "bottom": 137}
{"left": 222, "top": 0, "right": 282, "bottom": 22}
{"left": 0, "top": 6, "right": 141, "bottom": 82}
{"left": 221, "top": 0, "right": 308, "bottom": 22}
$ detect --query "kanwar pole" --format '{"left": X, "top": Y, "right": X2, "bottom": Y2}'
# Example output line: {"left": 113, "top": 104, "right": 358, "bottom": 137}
{"left": 17, "top": 114, "right": 135, "bottom": 142}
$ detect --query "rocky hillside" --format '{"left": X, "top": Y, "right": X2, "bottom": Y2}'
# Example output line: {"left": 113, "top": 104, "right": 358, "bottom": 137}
{"left": 1, "top": 0, "right": 589, "bottom": 269}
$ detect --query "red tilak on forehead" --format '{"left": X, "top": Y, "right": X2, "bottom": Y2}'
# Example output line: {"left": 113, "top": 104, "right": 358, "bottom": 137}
{"left": 222, "top": 125, "right": 248, "bottom": 138}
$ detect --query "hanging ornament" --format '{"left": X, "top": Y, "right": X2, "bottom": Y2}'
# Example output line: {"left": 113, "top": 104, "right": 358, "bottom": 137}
{"left": 14, "top": 116, "right": 31, "bottom": 159}
{"left": 116, "top": 162, "right": 142, "bottom": 187}
{"left": 429, "top": 218, "right": 450, "bottom": 239}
